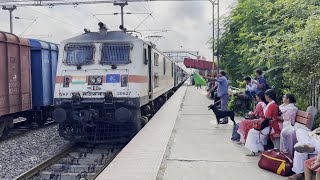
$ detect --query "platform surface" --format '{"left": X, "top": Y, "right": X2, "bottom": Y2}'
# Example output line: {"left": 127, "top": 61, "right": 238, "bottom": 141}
{"left": 96, "top": 85, "right": 188, "bottom": 180}
{"left": 96, "top": 85, "right": 287, "bottom": 180}
{"left": 158, "top": 86, "right": 286, "bottom": 180}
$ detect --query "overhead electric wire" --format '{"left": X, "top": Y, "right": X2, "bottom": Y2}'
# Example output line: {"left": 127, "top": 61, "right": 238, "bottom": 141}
{"left": 75, "top": 5, "right": 102, "bottom": 22}
{"left": 133, "top": 13, "right": 152, "bottom": 30}
{"left": 0, "top": 0, "right": 212, "bottom": 7}
{"left": 19, "top": 17, "right": 38, "bottom": 36}
{"left": 95, "top": 12, "right": 150, "bottom": 15}
{"left": 26, "top": 7, "right": 82, "bottom": 31}
{"left": 126, "top": 5, "right": 153, "bottom": 33}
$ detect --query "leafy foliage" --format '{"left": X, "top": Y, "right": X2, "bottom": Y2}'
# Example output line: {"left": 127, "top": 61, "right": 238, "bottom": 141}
{"left": 216, "top": 0, "right": 320, "bottom": 112}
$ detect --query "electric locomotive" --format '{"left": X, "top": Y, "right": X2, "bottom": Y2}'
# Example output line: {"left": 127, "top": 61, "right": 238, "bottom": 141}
{"left": 52, "top": 23, "right": 187, "bottom": 143}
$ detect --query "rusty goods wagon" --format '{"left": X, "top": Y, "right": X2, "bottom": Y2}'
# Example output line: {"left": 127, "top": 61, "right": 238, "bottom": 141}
{"left": 0, "top": 31, "right": 59, "bottom": 137}
{"left": 0, "top": 32, "right": 32, "bottom": 127}
{"left": 0, "top": 31, "right": 32, "bottom": 136}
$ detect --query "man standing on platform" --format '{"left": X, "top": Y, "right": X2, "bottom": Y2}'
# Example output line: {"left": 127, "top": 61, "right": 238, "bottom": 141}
{"left": 204, "top": 71, "right": 229, "bottom": 123}
{"left": 205, "top": 71, "right": 229, "bottom": 124}
{"left": 216, "top": 71, "right": 229, "bottom": 124}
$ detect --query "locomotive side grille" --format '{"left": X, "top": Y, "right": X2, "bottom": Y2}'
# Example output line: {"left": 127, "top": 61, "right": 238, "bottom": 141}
{"left": 101, "top": 43, "right": 131, "bottom": 65}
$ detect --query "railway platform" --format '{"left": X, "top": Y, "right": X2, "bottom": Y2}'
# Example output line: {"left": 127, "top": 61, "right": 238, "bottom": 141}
{"left": 96, "top": 84, "right": 286, "bottom": 180}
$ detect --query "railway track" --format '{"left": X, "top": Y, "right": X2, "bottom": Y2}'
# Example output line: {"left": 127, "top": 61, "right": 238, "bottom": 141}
{"left": 0, "top": 119, "right": 56, "bottom": 142}
{"left": 15, "top": 143, "right": 123, "bottom": 180}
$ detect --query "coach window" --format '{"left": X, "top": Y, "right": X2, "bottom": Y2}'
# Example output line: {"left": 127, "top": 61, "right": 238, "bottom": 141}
{"left": 143, "top": 48, "right": 148, "bottom": 65}
{"left": 154, "top": 53, "right": 159, "bottom": 66}
{"left": 163, "top": 57, "right": 166, "bottom": 75}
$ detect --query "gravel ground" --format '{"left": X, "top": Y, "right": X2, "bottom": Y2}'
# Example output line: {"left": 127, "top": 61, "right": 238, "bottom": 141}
{"left": 0, "top": 125, "right": 70, "bottom": 180}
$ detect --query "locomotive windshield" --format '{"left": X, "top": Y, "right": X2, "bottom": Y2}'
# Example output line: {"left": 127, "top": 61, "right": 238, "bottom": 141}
{"left": 64, "top": 44, "right": 94, "bottom": 66}
{"left": 100, "top": 43, "right": 130, "bottom": 65}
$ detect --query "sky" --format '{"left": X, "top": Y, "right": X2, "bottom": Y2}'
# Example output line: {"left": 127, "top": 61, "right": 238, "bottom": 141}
{"left": 0, "top": 0, "right": 236, "bottom": 60}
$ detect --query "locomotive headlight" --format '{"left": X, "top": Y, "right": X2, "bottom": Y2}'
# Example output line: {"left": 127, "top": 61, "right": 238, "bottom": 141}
{"left": 96, "top": 76, "right": 102, "bottom": 84}
{"left": 89, "top": 76, "right": 96, "bottom": 85}
{"left": 121, "top": 75, "right": 128, "bottom": 87}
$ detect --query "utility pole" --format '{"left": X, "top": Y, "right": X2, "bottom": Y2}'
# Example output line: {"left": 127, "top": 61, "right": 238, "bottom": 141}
{"left": 217, "top": 0, "right": 220, "bottom": 73}
{"left": 2, "top": 5, "right": 17, "bottom": 33}
{"left": 209, "top": 0, "right": 219, "bottom": 72}
{"left": 113, "top": 1, "right": 128, "bottom": 31}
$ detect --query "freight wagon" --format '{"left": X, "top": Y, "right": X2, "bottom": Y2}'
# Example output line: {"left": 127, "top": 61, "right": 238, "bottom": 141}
{"left": 0, "top": 31, "right": 58, "bottom": 137}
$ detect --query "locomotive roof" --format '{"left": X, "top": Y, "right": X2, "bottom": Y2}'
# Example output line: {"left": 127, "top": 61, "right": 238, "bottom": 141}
{"left": 62, "top": 31, "right": 140, "bottom": 43}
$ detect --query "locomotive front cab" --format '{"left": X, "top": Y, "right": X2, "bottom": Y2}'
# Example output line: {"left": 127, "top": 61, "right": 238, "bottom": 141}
{"left": 53, "top": 31, "right": 146, "bottom": 143}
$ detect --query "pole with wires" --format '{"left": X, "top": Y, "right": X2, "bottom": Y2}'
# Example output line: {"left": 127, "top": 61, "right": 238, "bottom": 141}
{"left": 217, "top": 0, "right": 220, "bottom": 73}
{"left": 19, "top": 17, "right": 38, "bottom": 37}
{"left": 208, "top": 0, "right": 218, "bottom": 73}
{"left": 2, "top": 5, "right": 17, "bottom": 33}
{"left": 114, "top": 1, "right": 128, "bottom": 31}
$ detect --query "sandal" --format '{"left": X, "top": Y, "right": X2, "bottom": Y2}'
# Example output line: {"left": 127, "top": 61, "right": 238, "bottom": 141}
{"left": 287, "top": 173, "right": 303, "bottom": 180}
{"left": 236, "top": 141, "right": 244, "bottom": 145}
{"left": 246, "top": 152, "right": 258, "bottom": 156}
{"left": 294, "top": 144, "right": 315, "bottom": 153}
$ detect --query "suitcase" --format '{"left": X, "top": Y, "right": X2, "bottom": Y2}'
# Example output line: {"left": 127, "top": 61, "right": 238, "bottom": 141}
{"left": 231, "top": 123, "right": 240, "bottom": 141}
{"left": 258, "top": 149, "right": 293, "bottom": 176}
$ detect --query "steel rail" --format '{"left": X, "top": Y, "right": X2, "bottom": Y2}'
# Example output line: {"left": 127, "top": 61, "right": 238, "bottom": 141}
{"left": 14, "top": 143, "right": 77, "bottom": 180}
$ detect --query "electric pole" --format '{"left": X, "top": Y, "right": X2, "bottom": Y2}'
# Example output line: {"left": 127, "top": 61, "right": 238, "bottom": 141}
{"left": 113, "top": 1, "right": 128, "bottom": 31}
{"left": 2, "top": 5, "right": 17, "bottom": 33}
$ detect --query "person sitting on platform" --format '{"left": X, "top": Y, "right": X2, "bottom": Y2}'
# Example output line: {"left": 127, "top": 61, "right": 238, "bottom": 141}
{"left": 245, "top": 89, "right": 281, "bottom": 156}
{"left": 254, "top": 69, "right": 270, "bottom": 92}
{"left": 287, "top": 128, "right": 320, "bottom": 180}
{"left": 279, "top": 94, "right": 299, "bottom": 153}
{"left": 244, "top": 76, "right": 258, "bottom": 101}
{"left": 304, "top": 153, "right": 320, "bottom": 180}
{"left": 237, "top": 91, "right": 267, "bottom": 144}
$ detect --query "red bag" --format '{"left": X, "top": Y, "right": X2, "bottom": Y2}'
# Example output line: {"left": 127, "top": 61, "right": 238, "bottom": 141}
{"left": 258, "top": 149, "right": 293, "bottom": 176}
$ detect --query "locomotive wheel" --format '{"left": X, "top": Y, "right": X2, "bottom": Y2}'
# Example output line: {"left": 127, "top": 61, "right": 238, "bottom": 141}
{"left": 130, "top": 109, "right": 142, "bottom": 137}
{"left": 141, "top": 116, "right": 149, "bottom": 127}
{"left": 135, "top": 118, "right": 142, "bottom": 132}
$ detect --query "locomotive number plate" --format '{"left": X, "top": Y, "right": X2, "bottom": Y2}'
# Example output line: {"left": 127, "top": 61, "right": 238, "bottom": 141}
{"left": 116, "top": 91, "right": 131, "bottom": 96}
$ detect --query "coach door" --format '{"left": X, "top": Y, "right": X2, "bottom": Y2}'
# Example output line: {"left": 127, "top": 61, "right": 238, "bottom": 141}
{"left": 147, "top": 45, "right": 153, "bottom": 100}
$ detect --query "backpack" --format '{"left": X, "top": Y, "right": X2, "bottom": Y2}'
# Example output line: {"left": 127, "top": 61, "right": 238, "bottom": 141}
{"left": 231, "top": 123, "right": 240, "bottom": 141}
{"left": 253, "top": 118, "right": 272, "bottom": 131}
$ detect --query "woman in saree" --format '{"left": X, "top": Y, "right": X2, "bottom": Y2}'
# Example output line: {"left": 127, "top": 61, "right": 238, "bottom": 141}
{"left": 278, "top": 94, "right": 299, "bottom": 153}
{"left": 237, "top": 91, "right": 267, "bottom": 144}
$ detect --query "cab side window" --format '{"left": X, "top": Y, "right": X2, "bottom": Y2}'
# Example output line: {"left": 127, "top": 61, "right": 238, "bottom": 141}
{"left": 154, "top": 53, "right": 159, "bottom": 66}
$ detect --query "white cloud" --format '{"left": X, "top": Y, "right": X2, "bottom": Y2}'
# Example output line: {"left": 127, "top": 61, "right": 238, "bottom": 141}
{"left": 0, "top": 0, "right": 236, "bottom": 59}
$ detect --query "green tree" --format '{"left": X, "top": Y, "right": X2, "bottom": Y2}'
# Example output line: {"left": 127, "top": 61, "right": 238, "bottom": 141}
{"left": 216, "top": 0, "right": 320, "bottom": 110}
